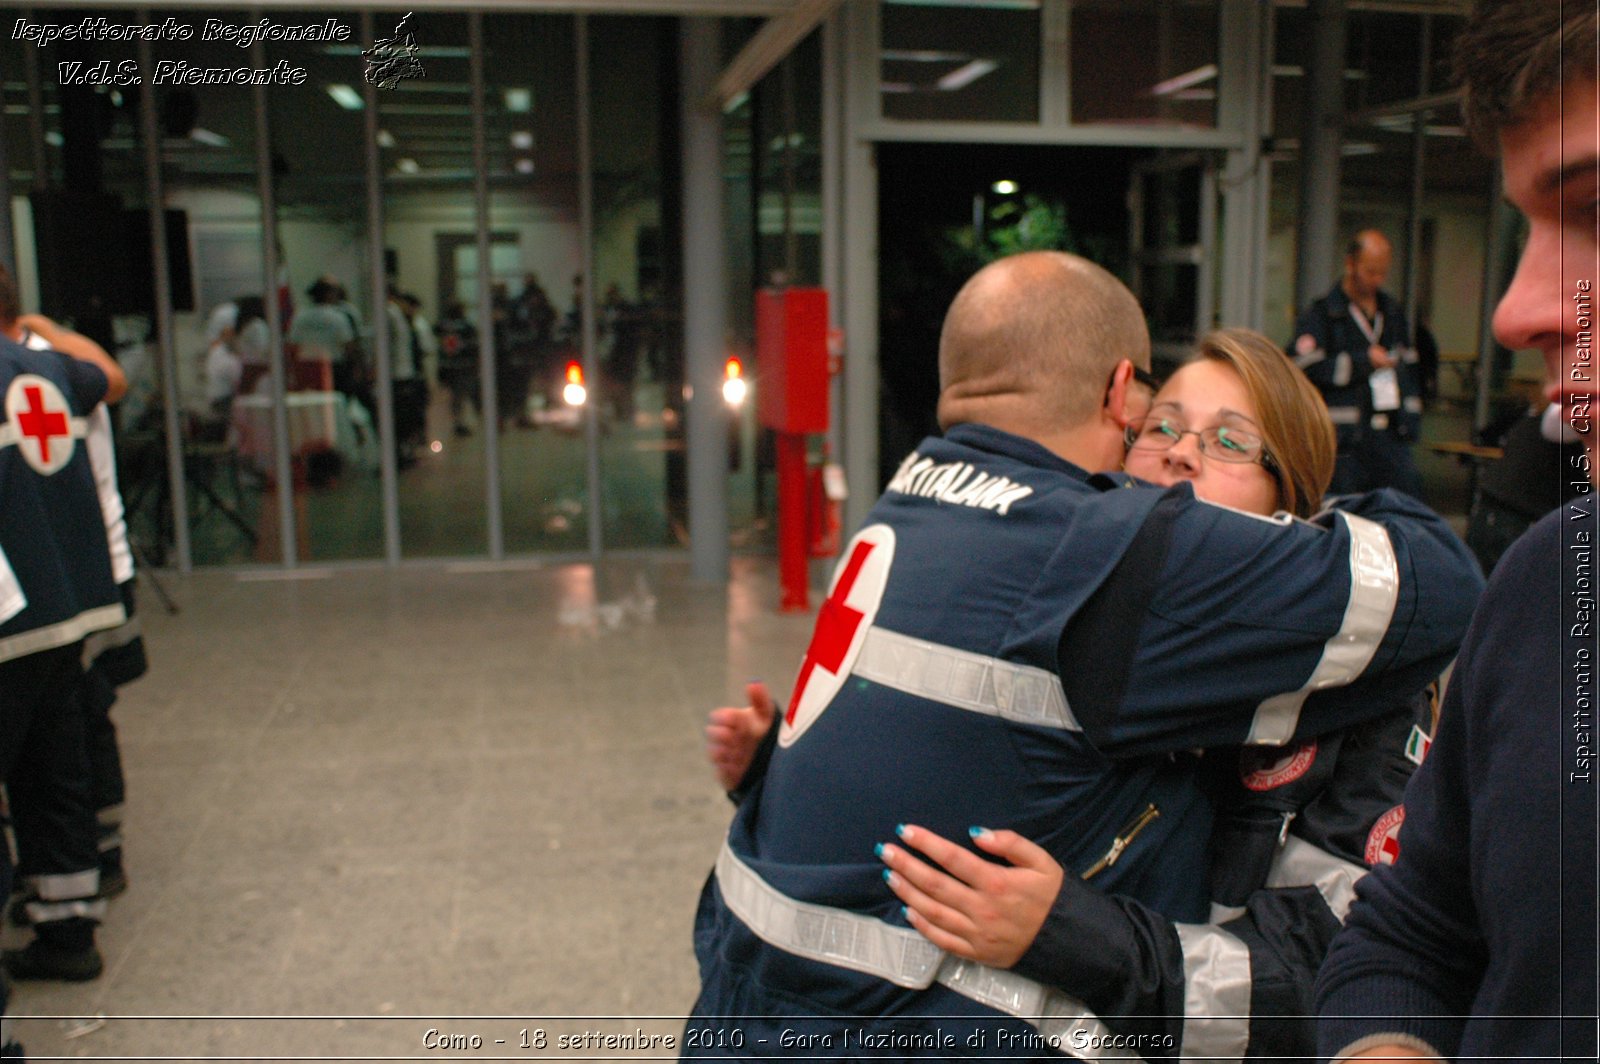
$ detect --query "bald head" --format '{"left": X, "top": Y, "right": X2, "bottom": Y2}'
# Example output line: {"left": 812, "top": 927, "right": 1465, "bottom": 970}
{"left": 936, "top": 251, "right": 1150, "bottom": 436}
{"left": 1342, "top": 229, "right": 1393, "bottom": 306}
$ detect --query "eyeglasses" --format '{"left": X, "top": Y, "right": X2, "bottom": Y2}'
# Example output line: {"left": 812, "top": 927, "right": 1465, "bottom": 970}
{"left": 1125, "top": 414, "right": 1281, "bottom": 478}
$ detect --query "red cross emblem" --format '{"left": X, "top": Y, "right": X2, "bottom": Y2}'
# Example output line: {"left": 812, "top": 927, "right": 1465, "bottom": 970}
{"left": 1365, "top": 805, "right": 1406, "bottom": 866}
{"left": 780, "top": 524, "right": 895, "bottom": 746}
{"left": 6, "top": 374, "right": 75, "bottom": 474}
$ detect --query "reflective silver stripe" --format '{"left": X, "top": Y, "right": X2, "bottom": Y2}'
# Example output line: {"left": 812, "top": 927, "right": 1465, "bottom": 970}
{"left": 941, "top": 959, "right": 1148, "bottom": 1062}
{"left": 34, "top": 869, "right": 99, "bottom": 900}
{"left": 1174, "top": 923, "right": 1252, "bottom": 1061}
{"left": 715, "top": 842, "right": 1144, "bottom": 1063}
{"left": 26, "top": 897, "right": 107, "bottom": 924}
{"left": 1403, "top": 396, "right": 1423, "bottom": 413}
{"left": 0, "top": 415, "right": 91, "bottom": 450}
{"left": 1332, "top": 352, "right": 1352, "bottom": 387}
{"left": 715, "top": 841, "right": 942, "bottom": 989}
{"left": 1326, "top": 405, "right": 1362, "bottom": 425}
{"left": 853, "top": 626, "right": 1081, "bottom": 732}
{"left": 84, "top": 613, "right": 142, "bottom": 661}
{"left": 1293, "top": 348, "right": 1326, "bottom": 370}
{"left": 1264, "top": 834, "right": 1368, "bottom": 921}
{"left": 97, "top": 829, "right": 124, "bottom": 852}
{"left": 0, "top": 602, "right": 126, "bottom": 666}
{"left": 1208, "top": 901, "right": 1246, "bottom": 924}
{"left": 1248, "top": 513, "right": 1398, "bottom": 745}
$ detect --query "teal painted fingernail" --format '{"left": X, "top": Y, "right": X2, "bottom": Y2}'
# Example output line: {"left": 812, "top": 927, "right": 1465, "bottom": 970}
{"left": 874, "top": 842, "right": 885, "bottom": 858}
{"left": 895, "top": 823, "right": 907, "bottom": 837}
{"left": 882, "top": 869, "right": 893, "bottom": 884}
{"left": 969, "top": 826, "right": 988, "bottom": 838}
{"left": 901, "top": 906, "right": 910, "bottom": 919}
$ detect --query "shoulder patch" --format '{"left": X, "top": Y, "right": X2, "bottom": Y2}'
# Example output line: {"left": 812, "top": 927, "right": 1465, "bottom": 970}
{"left": 780, "top": 523, "right": 896, "bottom": 747}
{"left": 1404, "top": 724, "right": 1432, "bottom": 766}
{"left": 1365, "top": 804, "right": 1406, "bottom": 866}
{"left": 5, "top": 373, "right": 76, "bottom": 474}
{"left": 1240, "top": 740, "right": 1318, "bottom": 791}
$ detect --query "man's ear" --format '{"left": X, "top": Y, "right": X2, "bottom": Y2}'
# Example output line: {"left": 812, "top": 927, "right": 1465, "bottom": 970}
{"left": 1104, "top": 359, "right": 1143, "bottom": 429}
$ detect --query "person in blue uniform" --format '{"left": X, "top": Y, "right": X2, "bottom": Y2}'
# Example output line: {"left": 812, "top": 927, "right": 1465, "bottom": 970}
{"left": 0, "top": 301, "right": 127, "bottom": 1002}
{"left": 1290, "top": 230, "right": 1425, "bottom": 498}
{"left": 851, "top": 330, "right": 1440, "bottom": 1060}
{"left": 1315, "top": 4, "right": 1599, "bottom": 1060}
{"left": 684, "top": 251, "right": 1482, "bottom": 1057}
{"left": 3, "top": 290, "right": 148, "bottom": 916}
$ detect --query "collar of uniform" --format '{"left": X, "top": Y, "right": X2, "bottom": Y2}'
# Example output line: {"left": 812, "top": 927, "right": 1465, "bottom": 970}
{"left": 942, "top": 422, "right": 1093, "bottom": 481}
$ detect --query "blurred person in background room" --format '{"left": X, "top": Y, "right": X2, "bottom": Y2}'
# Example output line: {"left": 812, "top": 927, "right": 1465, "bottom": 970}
{"left": 1289, "top": 231, "right": 1426, "bottom": 498}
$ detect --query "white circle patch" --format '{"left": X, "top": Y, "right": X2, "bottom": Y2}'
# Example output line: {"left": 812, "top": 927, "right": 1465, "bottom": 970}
{"left": 779, "top": 523, "right": 895, "bottom": 747}
{"left": 5, "top": 374, "right": 75, "bottom": 474}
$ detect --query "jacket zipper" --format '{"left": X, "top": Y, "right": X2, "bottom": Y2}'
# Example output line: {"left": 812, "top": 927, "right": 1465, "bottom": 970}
{"left": 1080, "top": 803, "right": 1160, "bottom": 880}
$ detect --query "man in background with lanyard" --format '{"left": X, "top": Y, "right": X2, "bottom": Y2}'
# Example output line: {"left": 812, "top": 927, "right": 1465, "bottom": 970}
{"left": 1290, "top": 230, "right": 1425, "bottom": 497}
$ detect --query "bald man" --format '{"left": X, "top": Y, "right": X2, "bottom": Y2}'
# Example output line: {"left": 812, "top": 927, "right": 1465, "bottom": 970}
{"left": 1290, "top": 230, "right": 1426, "bottom": 498}
{"left": 682, "top": 251, "right": 1479, "bottom": 1058}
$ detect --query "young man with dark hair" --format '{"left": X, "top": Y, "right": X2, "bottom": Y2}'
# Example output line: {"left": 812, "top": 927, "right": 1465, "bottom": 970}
{"left": 1314, "top": 4, "right": 1599, "bottom": 1059}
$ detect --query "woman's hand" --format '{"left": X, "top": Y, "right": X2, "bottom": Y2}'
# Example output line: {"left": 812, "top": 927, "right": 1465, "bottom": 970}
{"left": 705, "top": 681, "right": 776, "bottom": 792}
{"left": 877, "top": 823, "right": 1064, "bottom": 969}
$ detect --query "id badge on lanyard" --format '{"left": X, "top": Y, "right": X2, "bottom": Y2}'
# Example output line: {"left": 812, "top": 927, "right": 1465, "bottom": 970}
{"left": 1352, "top": 306, "right": 1401, "bottom": 412}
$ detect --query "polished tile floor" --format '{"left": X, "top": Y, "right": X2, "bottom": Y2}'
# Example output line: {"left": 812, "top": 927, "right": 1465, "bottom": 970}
{"left": 3, "top": 556, "right": 820, "bottom": 1060}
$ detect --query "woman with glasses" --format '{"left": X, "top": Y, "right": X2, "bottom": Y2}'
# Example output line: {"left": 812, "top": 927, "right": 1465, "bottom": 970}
{"left": 707, "top": 327, "right": 1442, "bottom": 1058}
{"left": 1121, "top": 328, "right": 1333, "bottom": 521}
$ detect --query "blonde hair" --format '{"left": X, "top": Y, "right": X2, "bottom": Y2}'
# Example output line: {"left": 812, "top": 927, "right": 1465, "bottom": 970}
{"left": 1193, "top": 328, "right": 1335, "bottom": 518}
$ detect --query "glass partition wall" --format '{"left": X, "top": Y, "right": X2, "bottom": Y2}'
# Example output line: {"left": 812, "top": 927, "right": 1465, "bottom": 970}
{"left": 7, "top": 9, "right": 712, "bottom": 569}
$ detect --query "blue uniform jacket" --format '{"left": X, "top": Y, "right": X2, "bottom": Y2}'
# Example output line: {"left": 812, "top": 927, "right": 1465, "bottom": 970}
{"left": 1291, "top": 284, "right": 1423, "bottom": 442}
{"left": 0, "top": 336, "right": 122, "bottom": 664}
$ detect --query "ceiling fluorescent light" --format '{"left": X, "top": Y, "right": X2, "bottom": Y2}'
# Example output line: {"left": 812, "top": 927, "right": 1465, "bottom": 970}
{"left": 1150, "top": 63, "right": 1217, "bottom": 97}
{"left": 377, "top": 130, "right": 397, "bottom": 148}
{"left": 883, "top": 0, "right": 1039, "bottom": 9}
{"left": 723, "top": 91, "right": 749, "bottom": 114}
{"left": 882, "top": 49, "right": 970, "bottom": 63}
{"left": 881, "top": 82, "right": 916, "bottom": 94}
{"left": 938, "top": 59, "right": 998, "bottom": 92}
{"left": 189, "top": 128, "right": 230, "bottom": 147}
{"left": 510, "top": 131, "right": 534, "bottom": 150}
{"left": 1341, "top": 142, "right": 1380, "bottom": 156}
{"left": 515, "top": 159, "right": 535, "bottom": 175}
{"left": 504, "top": 88, "right": 532, "bottom": 113}
{"left": 1272, "top": 65, "right": 1370, "bottom": 81}
{"left": 397, "top": 158, "right": 421, "bottom": 173}
{"left": 326, "top": 84, "right": 364, "bottom": 111}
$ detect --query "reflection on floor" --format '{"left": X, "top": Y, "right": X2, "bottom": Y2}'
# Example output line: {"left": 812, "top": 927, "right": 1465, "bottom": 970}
{"left": 3, "top": 556, "right": 818, "bottom": 1058}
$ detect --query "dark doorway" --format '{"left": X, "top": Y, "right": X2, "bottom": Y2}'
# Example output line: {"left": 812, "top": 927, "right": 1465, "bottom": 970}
{"left": 876, "top": 143, "right": 1143, "bottom": 486}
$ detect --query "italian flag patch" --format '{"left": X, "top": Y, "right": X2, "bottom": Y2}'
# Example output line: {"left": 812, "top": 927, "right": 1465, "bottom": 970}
{"left": 1405, "top": 724, "right": 1432, "bottom": 766}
